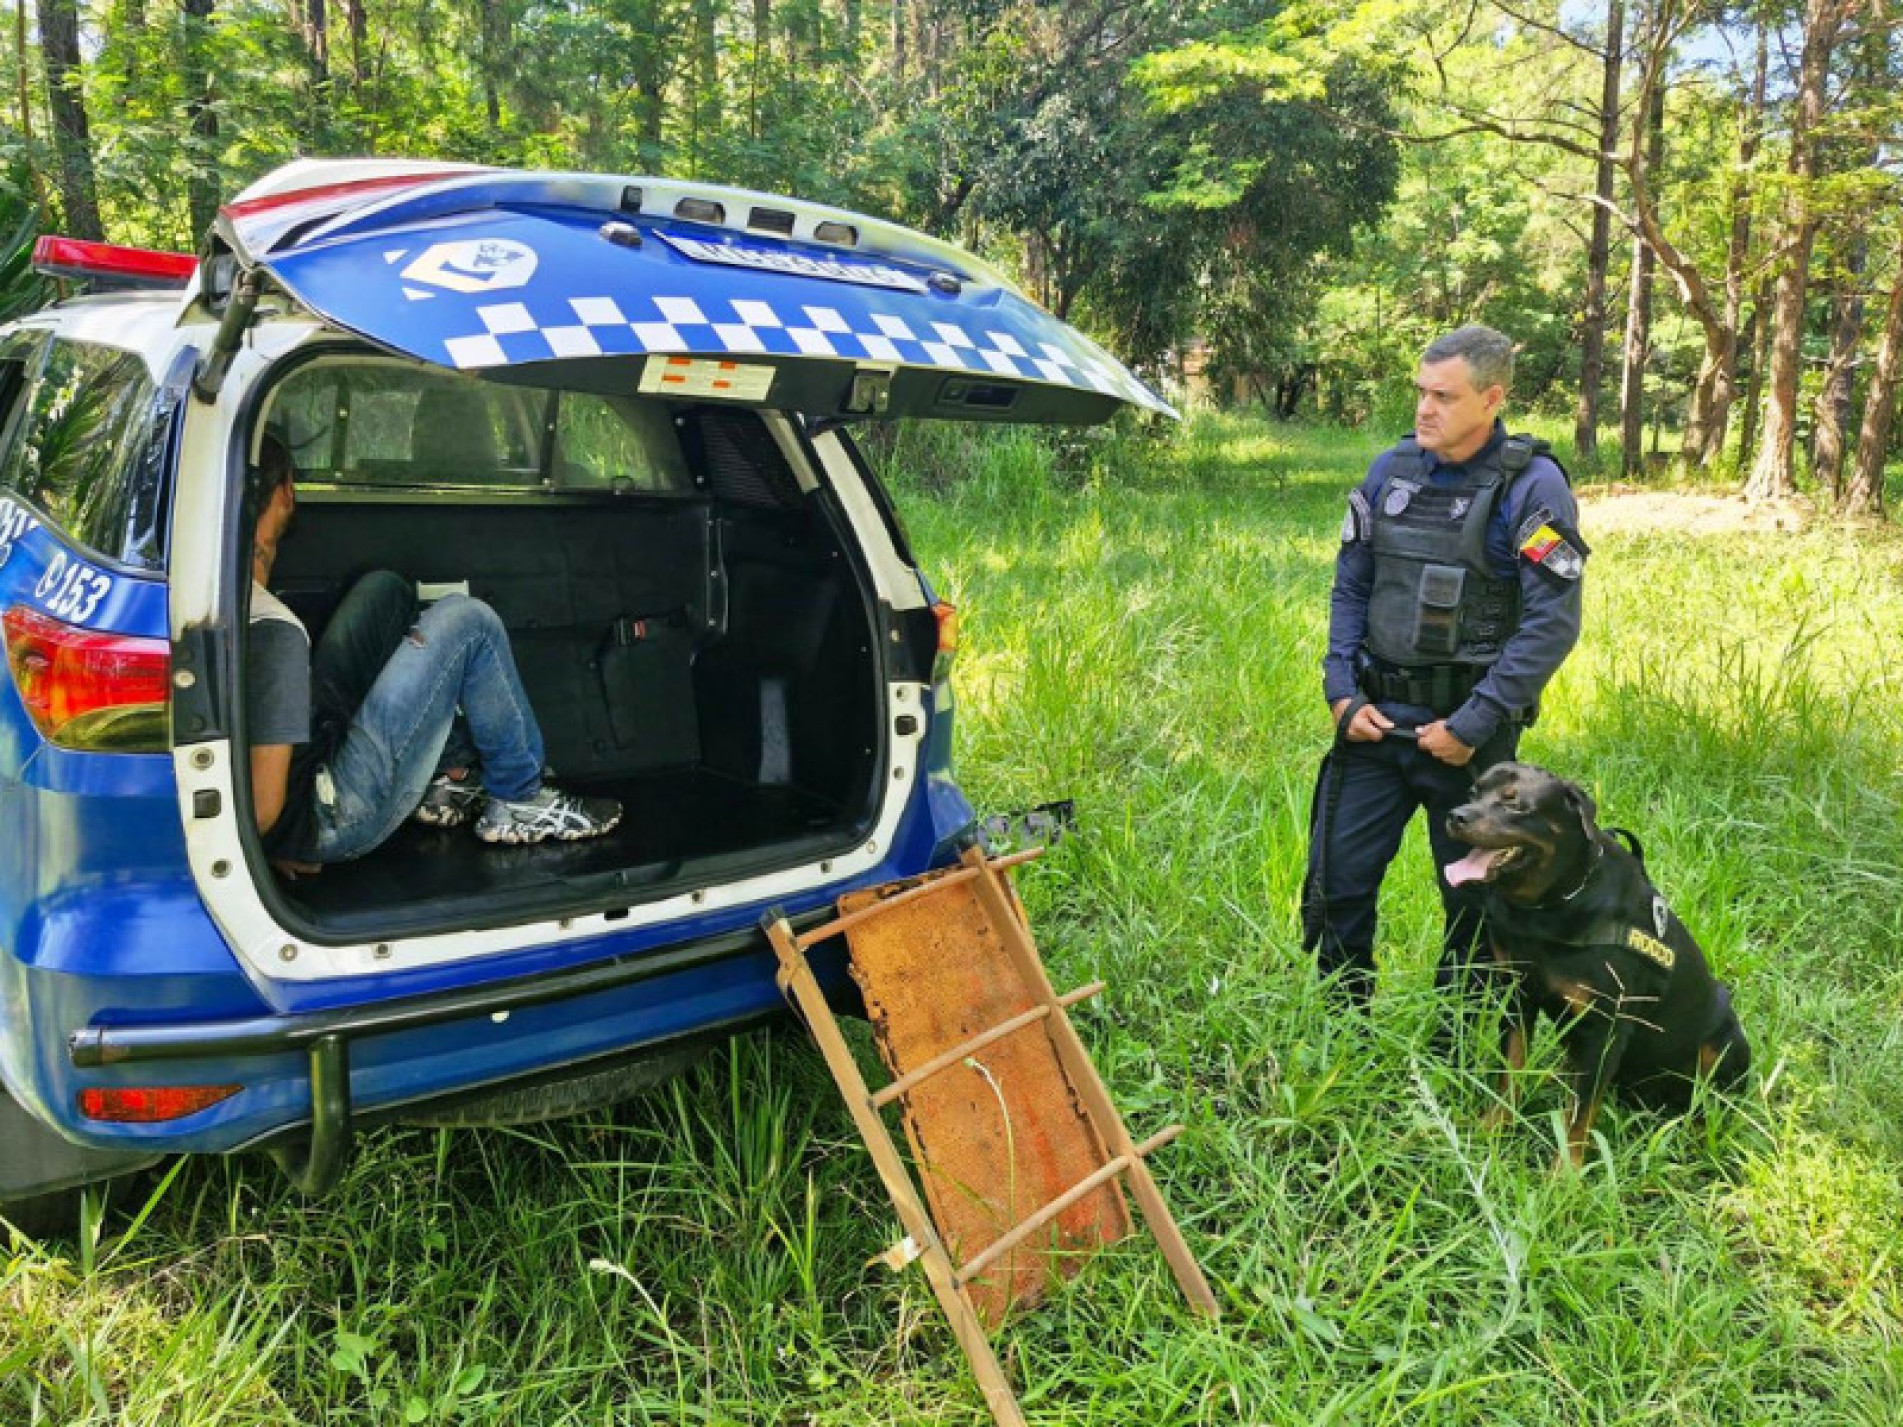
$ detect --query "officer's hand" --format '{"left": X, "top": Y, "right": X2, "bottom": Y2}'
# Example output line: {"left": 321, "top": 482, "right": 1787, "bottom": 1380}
{"left": 1419, "top": 721, "right": 1473, "bottom": 766}
{"left": 1331, "top": 698, "right": 1393, "bottom": 743}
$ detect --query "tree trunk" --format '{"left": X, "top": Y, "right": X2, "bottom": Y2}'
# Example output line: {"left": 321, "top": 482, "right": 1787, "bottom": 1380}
{"left": 1844, "top": 229, "right": 1901, "bottom": 518}
{"left": 345, "top": 0, "right": 366, "bottom": 92}
{"left": 750, "top": 0, "right": 770, "bottom": 142}
{"left": 1810, "top": 19, "right": 1886, "bottom": 506}
{"left": 182, "top": 0, "right": 221, "bottom": 243}
{"left": 301, "top": 0, "right": 331, "bottom": 147}
{"left": 16, "top": 0, "right": 50, "bottom": 217}
{"left": 891, "top": 0, "right": 905, "bottom": 88}
{"left": 1618, "top": 81, "right": 1663, "bottom": 478}
{"left": 1810, "top": 238, "right": 1866, "bottom": 503}
{"left": 1697, "top": 23, "right": 1767, "bottom": 468}
{"left": 478, "top": 0, "right": 503, "bottom": 129}
{"left": 688, "top": 0, "right": 717, "bottom": 164}
{"left": 36, "top": 0, "right": 104, "bottom": 241}
{"left": 1573, "top": 0, "right": 1623, "bottom": 462}
{"left": 1744, "top": 0, "right": 1849, "bottom": 501}
{"left": 1738, "top": 275, "right": 1772, "bottom": 462}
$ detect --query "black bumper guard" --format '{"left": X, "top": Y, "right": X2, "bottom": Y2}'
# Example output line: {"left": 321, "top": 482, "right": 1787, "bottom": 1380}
{"left": 67, "top": 919, "right": 810, "bottom": 1196}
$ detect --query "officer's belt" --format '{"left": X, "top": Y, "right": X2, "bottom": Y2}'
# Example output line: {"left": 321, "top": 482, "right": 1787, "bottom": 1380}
{"left": 1357, "top": 662, "right": 1482, "bottom": 713}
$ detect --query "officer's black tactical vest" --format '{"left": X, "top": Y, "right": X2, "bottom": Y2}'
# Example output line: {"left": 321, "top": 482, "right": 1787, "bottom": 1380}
{"left": 1366, "top": 433, "right": 1547, "bottom": 670}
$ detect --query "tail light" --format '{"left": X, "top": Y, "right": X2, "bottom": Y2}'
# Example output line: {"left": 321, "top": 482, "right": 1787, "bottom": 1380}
{"left": 931, "top": 600, "right": 958, "bottom": 684}
{"left": 79, "top": 1085, "right": 241, "bottom": 1123}
{"left": 3, "top": 606, "right": 171, "bottom": 752}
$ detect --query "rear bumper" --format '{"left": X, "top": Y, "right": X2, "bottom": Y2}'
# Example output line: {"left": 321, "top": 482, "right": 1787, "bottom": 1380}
{"left": 65, "top": 911, "right": 841, "bottom": 1194}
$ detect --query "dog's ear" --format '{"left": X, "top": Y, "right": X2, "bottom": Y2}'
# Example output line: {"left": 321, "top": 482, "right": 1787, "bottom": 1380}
{"left": 1563, "top": 781, "right": 1599, "bottom": 841}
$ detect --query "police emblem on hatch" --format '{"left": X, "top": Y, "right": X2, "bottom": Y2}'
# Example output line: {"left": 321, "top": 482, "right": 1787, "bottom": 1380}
{"left": 399, "top": 239, "right": 539, "bottom": 298}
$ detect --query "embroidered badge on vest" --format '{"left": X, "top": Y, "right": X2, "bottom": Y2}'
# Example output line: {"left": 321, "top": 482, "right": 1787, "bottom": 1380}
{"left": 1625, "top": 927, "right": 1675, "bottom": 971}
{"left": 1383, "top": 481, "right": 1417, "bottom": 516}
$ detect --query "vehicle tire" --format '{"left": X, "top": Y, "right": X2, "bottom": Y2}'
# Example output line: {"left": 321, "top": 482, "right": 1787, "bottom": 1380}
{"left": 0, "top": 1172, "right": 149, "bottom": 1241}
{"left": 0, "top": 1186, "right": 84, "bottom": 1240}
{"left": 403, "top": 1041, "right": 710, "bottom": 1128}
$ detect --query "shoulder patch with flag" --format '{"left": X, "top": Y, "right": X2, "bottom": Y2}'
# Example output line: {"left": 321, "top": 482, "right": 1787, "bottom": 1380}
{"left": 1515, "top": 507, "right": 1588, "bottom": 581}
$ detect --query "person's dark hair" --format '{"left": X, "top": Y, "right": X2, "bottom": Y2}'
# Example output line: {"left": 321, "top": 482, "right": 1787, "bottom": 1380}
{"left": 1423, "top": 325, "right": 1514, "bottom": 394}
{"left": 244, "top": 433, "right": 296, "bottom": 536}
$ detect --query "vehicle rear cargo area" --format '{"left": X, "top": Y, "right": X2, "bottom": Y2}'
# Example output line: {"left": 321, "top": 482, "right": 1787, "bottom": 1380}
{"left": 259, "top": 454, "right": 883, "bottom": 930}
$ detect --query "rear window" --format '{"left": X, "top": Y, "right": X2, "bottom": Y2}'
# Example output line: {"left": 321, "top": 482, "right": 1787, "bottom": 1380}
{"left": 266, "top": 360, "right": 692, "bottom": 495}
{"left": 0, "top": 335, "right": 171, "bottom": 570}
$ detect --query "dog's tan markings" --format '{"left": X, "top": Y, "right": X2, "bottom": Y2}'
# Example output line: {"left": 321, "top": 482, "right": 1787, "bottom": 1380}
{"left": 1698, "top": 1042, "right": 1726, "bottom": 1077}
{"left": 1503, "top": 1024, "right": 1527, "bottom": 1072}
{"left": 1562, "top": 1092, "right": 1605, "bottom": 1171}
{"left": 1547, "top": 975, "right": 1599, "bottom": 1019}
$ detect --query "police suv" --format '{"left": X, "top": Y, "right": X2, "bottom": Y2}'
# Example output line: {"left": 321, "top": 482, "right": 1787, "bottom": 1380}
{"left": 0, "top": 159, "right": 1170, "bottom": 1232}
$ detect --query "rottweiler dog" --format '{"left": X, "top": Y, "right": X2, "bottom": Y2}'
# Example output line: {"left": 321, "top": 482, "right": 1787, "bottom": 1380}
{"left": 1444, "top": 762, "right": 1749, "bottom": 1169}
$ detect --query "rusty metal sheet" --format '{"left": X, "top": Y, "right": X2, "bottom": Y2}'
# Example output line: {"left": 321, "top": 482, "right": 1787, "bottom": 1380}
{"left": 840, "top": 870, "right": 1130, "bottom": 1328}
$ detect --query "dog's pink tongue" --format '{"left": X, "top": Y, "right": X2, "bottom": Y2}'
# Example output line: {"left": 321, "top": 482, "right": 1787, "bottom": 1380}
{"left": 1444, "top": 848, "right": 1502, "bottom": 887}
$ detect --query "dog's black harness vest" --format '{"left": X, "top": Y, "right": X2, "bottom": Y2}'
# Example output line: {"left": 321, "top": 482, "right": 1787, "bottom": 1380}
{"left": 1365, "top": 434, "right": 1546, "bottom": 675}
{"left": 1487, "top": 833, "right": 1685, "bottom": 974}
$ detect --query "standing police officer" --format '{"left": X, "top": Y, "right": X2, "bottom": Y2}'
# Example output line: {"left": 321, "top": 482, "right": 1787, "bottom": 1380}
{"left": 1302, "top": 325, "right": 1587, "bottom": 1011}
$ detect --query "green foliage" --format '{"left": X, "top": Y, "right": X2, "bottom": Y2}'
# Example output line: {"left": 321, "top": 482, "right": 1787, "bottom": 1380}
{"left": 11, "top": 0, "right": 1404, "bottom": 406}
{"left": 0, "top": 159, "right": 50, "bottom": 322}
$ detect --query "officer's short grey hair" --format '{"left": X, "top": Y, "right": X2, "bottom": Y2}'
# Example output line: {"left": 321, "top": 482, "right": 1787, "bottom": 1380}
{"left": 1423, "top": 325, "right": 1514, "bottom": 394}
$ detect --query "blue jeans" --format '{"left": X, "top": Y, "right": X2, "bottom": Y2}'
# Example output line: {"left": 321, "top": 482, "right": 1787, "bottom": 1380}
{"left": 311, "top": 575, "right": 544, "bottom": 862}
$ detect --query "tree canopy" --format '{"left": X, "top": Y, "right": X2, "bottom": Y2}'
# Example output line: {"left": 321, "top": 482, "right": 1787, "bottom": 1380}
{"left": 5, "top": 0, "right": 1901, "bottom": 511}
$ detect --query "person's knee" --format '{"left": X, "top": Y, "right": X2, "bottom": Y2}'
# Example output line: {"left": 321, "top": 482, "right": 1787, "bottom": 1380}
{"left": 423, "top": 593, "right": 506, "bottom": 644}
{"left": 341, "top": 568, "right": 412, "bottom": 619}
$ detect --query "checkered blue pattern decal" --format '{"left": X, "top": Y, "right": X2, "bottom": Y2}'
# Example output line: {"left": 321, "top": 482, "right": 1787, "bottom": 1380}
{"left": 260, "top": 208, "right": 1172, "bottom": 416}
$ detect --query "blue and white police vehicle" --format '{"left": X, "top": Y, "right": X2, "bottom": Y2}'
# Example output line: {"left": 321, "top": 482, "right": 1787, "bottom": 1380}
{"left": 0, "top": 160, "right": 1171, "bottom": 1232}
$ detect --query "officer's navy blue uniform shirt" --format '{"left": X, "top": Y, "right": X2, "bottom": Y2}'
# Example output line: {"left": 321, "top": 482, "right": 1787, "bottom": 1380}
{"left": 1322, "top": 421, "right": 1583, "bottom": 749}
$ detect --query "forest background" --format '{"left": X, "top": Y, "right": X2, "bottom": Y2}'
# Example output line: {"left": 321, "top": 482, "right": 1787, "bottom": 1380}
{"left": 4, "top": 0, "right": 1902, "bottom": 514}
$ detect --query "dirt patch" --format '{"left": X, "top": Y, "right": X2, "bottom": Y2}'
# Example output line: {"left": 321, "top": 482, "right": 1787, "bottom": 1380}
{"left": 1576, "top": 485, "right": 1816, "bottom": 536}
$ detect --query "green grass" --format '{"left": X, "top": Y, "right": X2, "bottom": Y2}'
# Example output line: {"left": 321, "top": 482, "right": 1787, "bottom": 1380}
{"left": 8, "top": 414, "right": 1903, "bottom": 1423}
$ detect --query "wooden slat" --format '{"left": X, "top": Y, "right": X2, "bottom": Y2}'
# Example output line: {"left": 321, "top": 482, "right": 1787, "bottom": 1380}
{"left": 868, "top": 982, "right": 1105, "bottom": 1111}
{"left": 955, "top": 1125, "right": 1183, "bottom": 1288}
{"left": 957, "top": 847, "right": 1221, "bottom": 1320}
{"left": 793, "top": 847, "right": 1045, "bottom": 950}
{"left": 765, "top": 916, "right": 1030, "bottom": 1427}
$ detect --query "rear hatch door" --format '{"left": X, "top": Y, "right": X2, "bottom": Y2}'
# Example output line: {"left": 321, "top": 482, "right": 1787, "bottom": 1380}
{"left": 216, "top": 163, "right": 1172, "bottom": 426}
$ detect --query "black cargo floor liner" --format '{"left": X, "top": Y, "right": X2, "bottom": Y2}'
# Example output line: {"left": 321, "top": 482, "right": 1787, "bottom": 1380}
{"left": 287, "top": 767, "right": 849, "bottom": 920}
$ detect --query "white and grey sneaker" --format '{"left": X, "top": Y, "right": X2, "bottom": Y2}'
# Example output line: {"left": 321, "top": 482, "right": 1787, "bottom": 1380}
{"left": 474, "top": 785, "right": 622, "bottom": 845}
{"left": 412, "top": 773, "right": 485, "bottom": 828}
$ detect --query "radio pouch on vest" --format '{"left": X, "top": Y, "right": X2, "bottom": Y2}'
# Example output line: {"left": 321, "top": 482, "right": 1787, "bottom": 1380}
{"left": 1413, "top": 564, "right": 1466, "bottom": 657}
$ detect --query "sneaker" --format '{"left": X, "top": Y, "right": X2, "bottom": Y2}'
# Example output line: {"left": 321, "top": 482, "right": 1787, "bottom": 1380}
{"left": 412, "top": 773, "right": 485, "bottom": 828}
{"left": 474, "top": 785, "right": 623, "bottom": 845}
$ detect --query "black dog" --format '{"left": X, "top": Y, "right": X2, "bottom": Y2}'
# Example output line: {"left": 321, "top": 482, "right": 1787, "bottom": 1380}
{"left": 1445, "top": 762, "right": 1750, "bottom": 1169}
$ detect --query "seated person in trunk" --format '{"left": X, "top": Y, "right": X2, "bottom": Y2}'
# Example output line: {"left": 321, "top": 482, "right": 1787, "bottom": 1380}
{"left": 245, "top": 435, "right": 622, "bottom": 870}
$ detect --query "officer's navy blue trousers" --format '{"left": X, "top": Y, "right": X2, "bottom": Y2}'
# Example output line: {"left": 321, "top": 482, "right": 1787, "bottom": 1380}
{"left": 1303, "top": 713, "right": 1517, "bottom": 1008}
